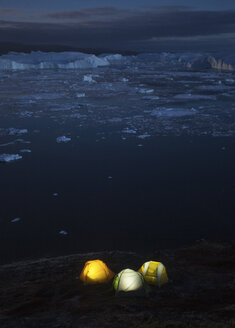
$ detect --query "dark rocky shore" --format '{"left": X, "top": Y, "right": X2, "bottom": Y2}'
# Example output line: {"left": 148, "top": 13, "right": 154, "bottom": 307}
{"left": 0, "top": 241, "right": 234, "bottom": 328}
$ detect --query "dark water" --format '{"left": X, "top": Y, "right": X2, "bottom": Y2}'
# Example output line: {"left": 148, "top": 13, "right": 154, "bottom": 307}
{"left": 0, "top": 118, "right": 235, "bottom": 264}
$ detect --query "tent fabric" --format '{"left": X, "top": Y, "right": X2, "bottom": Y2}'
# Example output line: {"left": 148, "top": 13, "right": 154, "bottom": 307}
{"left": 138, "top": 261, "right": 168, "bottom": 286}
{"left": 113, "top": 268, "right": 145, "bottom": 292}
{"left": 80, "top": 259, "right": 115, "bottom": 284}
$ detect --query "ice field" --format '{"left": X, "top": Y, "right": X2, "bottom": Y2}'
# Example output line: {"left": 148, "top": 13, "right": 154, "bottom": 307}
{"left": 0, "top": 51, "right": 235, "bottom": 262}
{"left": 0, "top": 51, "right": 235, "bottom": 144}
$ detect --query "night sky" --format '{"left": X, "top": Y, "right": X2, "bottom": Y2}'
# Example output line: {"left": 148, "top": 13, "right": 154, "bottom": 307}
{"left": 1, "top": 0, "right": 235, "bottom": 51}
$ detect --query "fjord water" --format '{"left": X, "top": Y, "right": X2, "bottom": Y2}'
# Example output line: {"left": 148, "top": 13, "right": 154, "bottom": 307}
{"left": 1, "top": 120, "right": 234, "bottom": 264}
{"left": 0, "top": 53, "right": 235, "bottom": 263}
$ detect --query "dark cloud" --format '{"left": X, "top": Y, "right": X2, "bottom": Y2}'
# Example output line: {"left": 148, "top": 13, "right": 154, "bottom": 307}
{"left": 0, "top": 8, "right": 21, "bottom": 15}
{"left": 42, "top": 7, "right": 132, "bottom": 20}
{"left": 0, "top": 7, "right": 25, "bottom": 18}
{"left": 1, "top": 7, "right": 235, "bottom": 50}
{"left": 151, "top": 5, "right": 194, "bottom": 12}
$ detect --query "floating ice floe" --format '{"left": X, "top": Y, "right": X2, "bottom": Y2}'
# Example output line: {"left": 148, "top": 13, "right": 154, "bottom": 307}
{"left": 11, "top": 217, "right": 21, "bottom": 223}
{"left": 0, "top": 153, "right": 22, "bottom": 162}
{"left": 122, "top": 128, "right": 137, "bottom": 134}
{"left": 59, "top": 230, "right": 68, "bottom": 235}
{"left": 142, "top": 95, "right": 160, "bottom": 100}
{"left": 0, "top": 141, "right": 15, "bottom": 147}
{"left": 151, "top": 108, "right": 197, "bottom": 117}
{"left": 174, "top": 94, "right": 216, "bottom": 100}
{"left": 20, "top": 149, "right": 31, "bottom": 153}
{"left": 76, "top": 93, "right": 86, "bottom": 98}
{"left": 50, "top": 107, "right": 72, "bottom": 112}
{"left": 19, "top": 93, "right": 65, "bottom": 100}
{"left": 0, "top": 128, "right": 28, "bottom": 136}
{"left": 69, "top": 113, "right": 82, "bottom": 119}
{"left": 15, "top": 139, "right": 31, "bottom": 144}
{"left": 53, "top": 193, "right": 59, "bottom": 196}
{"left": 225, "top": 78, "right": 234, "bottom": 83}
{"left": 138, "top": 133, "right": 151, "bottom": 139}
{"left": 20, "top": 111, "right": 34, "bottom": 118}
{"left": 56, "top": 136, "right": 71, "bottom": 143}
{"left": 8, "top": 128, "right": 28, "bottom": 135}
{"left": 137, "top": 88, "right": 154, "bottom": 94}
{"left": 196, "top": 85, "right": 232, "bottom": 91}
{"left": 108, "top": 117, "right": 122, "bottom": 123}
{"left": 108, "top": 176, "right": 113, "bottom": 179}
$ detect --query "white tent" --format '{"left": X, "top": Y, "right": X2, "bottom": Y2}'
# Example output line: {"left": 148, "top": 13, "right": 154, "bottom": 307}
{"left": 113, "top": 269, "right": 145, "bottom": 292}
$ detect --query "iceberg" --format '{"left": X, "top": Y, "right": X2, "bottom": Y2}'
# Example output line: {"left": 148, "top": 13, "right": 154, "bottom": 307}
{"left": 136, "top": 52, "right": 235, "bottom": 71}
{"left": 100, "top": 54, "right": 124, "bottom": 61}
{"left": 187, "top": 56, "right": 234, "bottom": 71}
{"left": 0, "top": 51, "right": 109, "bottom": 70}
{"left": 83, "top": 74, "right": 96, "bottom": 83}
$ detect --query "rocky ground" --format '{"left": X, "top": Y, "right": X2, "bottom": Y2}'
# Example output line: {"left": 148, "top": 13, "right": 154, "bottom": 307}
{"left": 0, "top": 241, "right": 234, "bottom": 328}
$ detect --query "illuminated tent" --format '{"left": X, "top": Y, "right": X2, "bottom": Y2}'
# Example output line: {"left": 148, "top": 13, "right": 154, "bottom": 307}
{"left": 80, "top": 259, "right": 115, "bottom": 284}
{"left": 138, "top": 261, "right": 168, "bottom": 287}
{"left": 113, "top": 269, "right": 145, "bottom": 292}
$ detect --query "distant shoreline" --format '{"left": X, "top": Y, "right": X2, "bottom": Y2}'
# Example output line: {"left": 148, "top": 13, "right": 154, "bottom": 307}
{"left": 0, "top": 42, "right": 139, "bottom": 56}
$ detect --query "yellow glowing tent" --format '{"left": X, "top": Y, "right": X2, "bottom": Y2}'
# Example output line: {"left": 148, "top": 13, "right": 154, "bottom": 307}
{"left": 80, "top": 259, "right": 115, "bottom": 284}
{"left": 138, "top": 261, "right": 168, "bottom": 287}
{"left": 113, "top": 269, "right": 145, "bottom": 292}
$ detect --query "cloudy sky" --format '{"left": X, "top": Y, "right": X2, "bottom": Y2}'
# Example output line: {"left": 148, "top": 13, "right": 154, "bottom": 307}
{"left": 1, "top": 0, "right": 235, "bottom": 51}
